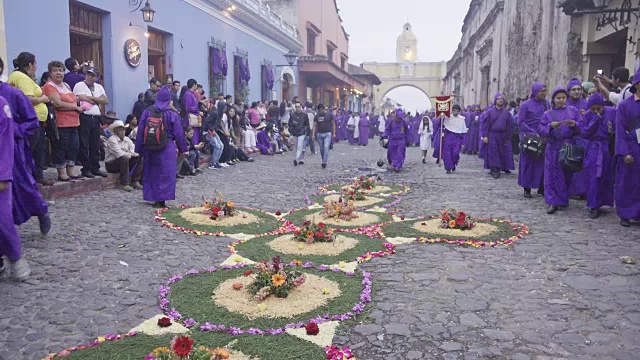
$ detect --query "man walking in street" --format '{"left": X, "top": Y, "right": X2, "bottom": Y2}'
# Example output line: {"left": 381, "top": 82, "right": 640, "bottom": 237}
{"left": 312, "top": 104, "right": 336, "bottom": 169}
{"left": 481, "top": 93, "right": 514, "bottom": 179}
{"left": 73, "top": 67, "right": 109, "bottom": 178}
{"left": 304, "top": 101, "right": 316, "bottom": 154}
{"left": 289, "top": 101, "right": 309, "bottom": 166}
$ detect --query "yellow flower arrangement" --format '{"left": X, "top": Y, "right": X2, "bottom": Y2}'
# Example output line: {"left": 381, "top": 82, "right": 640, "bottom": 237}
{"left": 211, "top": 347, "right": 231, "bottom": 359}
{"left": 152, "top": 347, "right": 171, "bottom": 356}
{"left": 271, "top": 274, "right": 286, "bottom": 287}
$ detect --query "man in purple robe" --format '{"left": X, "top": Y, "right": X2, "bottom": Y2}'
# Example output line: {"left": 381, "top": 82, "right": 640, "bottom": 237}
{"left": 358, "top": 113, "right": 369, "bottom": 145}
{"left": 182, "top": 79, "right": 201, "bottom": 145}
{"left": 481, "top": 94, "right": 514, "bottom": 179}
{"left": 0, "top": 75, "right": 51, "bottom": 234}
{"left": 431, "top": 113, "right": 445, "bottom": 164}
{"left": 614, "top": 70, "right": 640, "bottom": 227}
{"left": 539, "top": 86, "right": 582, "bottom": 214}
{"left": 518, "top": 82, "right": 549, "bottom": 198}
{"left": 565, "top": 78, "right": 590, "bottom": 199}
{"left": 442, "top": 105, "right": 468, "bottom": 174}
{"left": 581, "top": 93, "right": 615, "bottom": 219}
{"left": 410, "top": 114, "right": 421, "bottom": 146}
{"left": 384, "top": 109, "right": 410, "bottom": 172}
{"left": 0, "top": 94, "right": 30, "bottom": 280}
{"left": 463, "top": 105, "right": 479, "bottom": 154}
{"left": 135, "top": 86, "right": 188, "bottom": 208}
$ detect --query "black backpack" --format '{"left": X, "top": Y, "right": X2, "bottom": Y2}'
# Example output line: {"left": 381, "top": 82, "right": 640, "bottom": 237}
{"left": 143, "top": 106, "right": 168, "bottom": 151}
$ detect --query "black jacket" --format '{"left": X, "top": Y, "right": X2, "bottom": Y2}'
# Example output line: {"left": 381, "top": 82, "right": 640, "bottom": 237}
{"left": 289, "top": 111, "right": 310, "bottom": 136}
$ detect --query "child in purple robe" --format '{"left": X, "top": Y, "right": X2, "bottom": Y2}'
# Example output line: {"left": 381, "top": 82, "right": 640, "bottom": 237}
{"left": 581, "top": 93, "right": 615, "bottom": 219}
{"left": 614, "top": 69, "right": 640, "bottom": 227}
{"left": 384, "top": 109, "right": 410, "bottom": 172}
{"left": 0, "top": 94, "right": 30, "bottom": 280}
{"left": 135, "top": 86, "right": 188, "bottom": 208}
{"left": 518, "top": 83, "right": 550, "bottom": 198}
{"left": 481, "top": 94, "right": 514, "bottom": 179}
{"left": 539, "top": 86, "right": 582, "bottom": 214}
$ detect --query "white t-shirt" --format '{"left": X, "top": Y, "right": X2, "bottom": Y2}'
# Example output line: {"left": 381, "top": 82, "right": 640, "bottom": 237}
{"left": 73, "top": 81, "right": 106, "bottom": 116}
{"left": 609, "top": 83, "right": 632, "bottom": 105}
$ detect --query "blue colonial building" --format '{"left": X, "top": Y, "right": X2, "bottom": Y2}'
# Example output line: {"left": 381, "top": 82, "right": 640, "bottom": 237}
{"left": 1, "top": 0, "right": 302, "bottom": 117}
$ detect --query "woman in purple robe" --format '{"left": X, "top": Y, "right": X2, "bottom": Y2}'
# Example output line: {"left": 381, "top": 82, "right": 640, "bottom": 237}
{"left": 481, "top": 93, "right": 514, "bottom": 179}
{"left": 539, "top": 86, "right": 582, "bottom": 214}
{"left": 358, "top": 113, "right": 369, "bottom": 145}
{"left": 442, "top": 105, "right": 468, "bottom": 174}
{"left": 518, "top": 82, "right": 550, "bottom": 198}
{"left": 581, "top": 93, "right": 615, "bottom": 219}
{"left": 384, "top": 109, "right": 410, "bottom": 172}
{"left": 614, "top": 71, "right": 640, "bottom": 227}
{"left": 135, "top": 86, "right": 188, "bottom": 208}
{"left": 368, "top": 114, "right": 377, "bottom": 139}
{"left": 463, "top": 105, "right": 478, "bottom": 154}
{"left": 181, "top": 79, "right": 201, "bottom": 145}
{"left": 566, "top": 78, "right": 589, "bottom": 199}
{"left": 256, "top": 127, "right": 273, "bottom": 155}
{"left": 431, "top": 114, "right": 444, "bottom": 164}
{"left": 0, "top": 60, "right": 51, "bottom": 234}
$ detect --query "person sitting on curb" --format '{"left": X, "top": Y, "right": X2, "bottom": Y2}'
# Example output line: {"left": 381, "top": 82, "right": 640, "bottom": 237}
{"left": 181, "top": 126, "right": 204, "bottom": 176}
{"left": 104, "top": 120, "right": 142, "bottom": 192}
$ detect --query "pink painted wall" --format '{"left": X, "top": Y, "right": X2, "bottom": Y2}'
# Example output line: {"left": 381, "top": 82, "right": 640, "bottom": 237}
{"left": 298, "top": 0, "right": 349, "bottom": 65}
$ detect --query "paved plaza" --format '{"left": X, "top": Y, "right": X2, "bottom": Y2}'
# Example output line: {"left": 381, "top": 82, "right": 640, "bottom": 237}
{"left": 1, "top": 143, "right": 639, "bottom": 360}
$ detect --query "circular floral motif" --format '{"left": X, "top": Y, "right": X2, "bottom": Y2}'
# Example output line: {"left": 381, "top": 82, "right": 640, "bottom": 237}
{"left": 212, "top": 274, "right": 341, "bottom": 319}
{"left": 156, "top": 206, "right": 284, "bottom": 237}
{"left": 411, "top": 219, "right": 498, "bottom": 237}
{"left": 317, "top": 183, "right": 409, "bottom": 195}
{"left": 268, "top": 234, "right": 359, "bottom": 256}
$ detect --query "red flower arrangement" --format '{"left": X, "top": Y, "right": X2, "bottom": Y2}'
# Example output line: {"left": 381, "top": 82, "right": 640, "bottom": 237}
{"left": 294, "top": 220, "right": 335, "bottom": 244}
{"left": 440, "top": 209, "right": 475, "bottom": 230}
{"left": 171, "top": 336, "right": 194, "bottom": 357}
{"left": 305, "top": 322, "right": 320, "bottom": 336}
{"left": 202, "top": 192, "right": 235, "bottom": 221}
{"left": 243, "top": 270, "right": 253, "bottom": 276}
{"left": 157, "top": 317, "right": 172, "bottom": 328}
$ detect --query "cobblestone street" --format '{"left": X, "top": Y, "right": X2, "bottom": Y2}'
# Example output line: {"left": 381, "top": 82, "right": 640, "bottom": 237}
{"left": 1, "top": 142, "right": 639, "bottom": 360}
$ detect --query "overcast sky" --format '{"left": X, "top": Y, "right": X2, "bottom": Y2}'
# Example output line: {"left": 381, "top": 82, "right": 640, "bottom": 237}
{"left": 337, "top": 0, "right": 471, "bottom": 112}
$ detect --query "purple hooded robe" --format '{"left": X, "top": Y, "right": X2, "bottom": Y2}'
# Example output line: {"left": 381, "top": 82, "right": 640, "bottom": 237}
{"left": 135, "top": 86, "right": 188, "bottom": 202}
{"left": 581, "top": 93, "right": 615, "bottom": 209}
{"left": 463, "top": 106, "right": 481, "bottom": 154}
{"left": 566, "top": 78, "right": 590, "bottom": 198}
{"left": 410, "top": 115, "right": 421, "bottom": 146}
{"left": 431, "top": 115, "right": 443, "bottom": 160}
{"left": 384, "top": 109, "right": 410, "bottom": 169}
{"left": 614, "top": 73, "right": 640, "bottom": 221}
{"left": 358, "top": 114, "right": 369, "bottom": 145}
{"left": 0, "top": 83, "right": 49, "bottom": 225}
{"left": 539, "top": 86, "right": 582, "bottom": 206}
{"left": 481, "top": 93, "right": 514, "bottom": 171}
{"left": 256, "top": 129, "right": 272, "bottom": 155}
{"left": 518, "top": 82, "right": 550, "bottom": 189}
{"left": 0, "top": 96, "right": 22, "bottom": 262}
{"left": 182, "top": 90, "right": 201, "bottom": 144}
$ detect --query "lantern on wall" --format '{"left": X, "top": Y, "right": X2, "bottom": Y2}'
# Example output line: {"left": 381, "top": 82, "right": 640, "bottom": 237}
{"left": 141, "top": 1, "right": 155, "bottom": 23}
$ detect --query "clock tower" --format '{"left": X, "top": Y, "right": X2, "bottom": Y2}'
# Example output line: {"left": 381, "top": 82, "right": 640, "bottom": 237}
{"left": 396, "top": 22, "right": 418, "bottom": 63}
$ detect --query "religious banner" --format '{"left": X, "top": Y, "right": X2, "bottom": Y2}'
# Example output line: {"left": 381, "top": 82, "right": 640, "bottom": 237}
{"left": 434, "top": 96, "right": 452, "bottom": 118}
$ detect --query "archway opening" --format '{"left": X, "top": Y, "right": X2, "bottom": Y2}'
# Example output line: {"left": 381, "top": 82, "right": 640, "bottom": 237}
{"left": 382, "top": 86, "right": 432, "bottom": 115}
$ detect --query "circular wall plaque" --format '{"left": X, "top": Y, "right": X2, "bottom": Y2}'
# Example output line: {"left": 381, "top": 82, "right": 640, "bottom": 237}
{"left": 124, "top": 39, "right": 142, "bottom": 68}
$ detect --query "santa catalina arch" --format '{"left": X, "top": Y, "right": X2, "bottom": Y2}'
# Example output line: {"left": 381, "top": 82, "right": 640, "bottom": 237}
{"left": 362, "top": 22, "right": 447, "bottom": 113}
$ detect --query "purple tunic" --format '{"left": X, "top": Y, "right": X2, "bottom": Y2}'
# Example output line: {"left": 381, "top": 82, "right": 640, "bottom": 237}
{"left": 256, "top": 130, "right": 272, "bottom": 155}
{"left": 410, "top": 116, "right": 421, "bottom": 146}
{"left": 0, "top": 96, "right": 22, "bottom": 262}
{"left": 442, "top": 130, "right": 465, "bottom": 171}
{"left": 358, "top": 115, "right": 369, "bottom": 145}
{"left": 183, "top": 90, "right": 200, "bottom": 144}
{"left": 582, "top": 106, "right": 615, "bottom": 209}
{"left": 464, "top": 111, "right": 481, "bottom": 153}
{"left": 566, "top": 97, "right": 589, "bottom": 198}
{"left": 614, "top": 95, "right": 640, "bottom": 221}
{"left": 431, "top": 117, "right": 443, "bottom": 159}
{"left": 539, "top": 91, "right": 582, "bottom": 206}
{"left": 135, "top": 87, "right": 188, "bottom": 202}
{"left": 518, "top": 83, "right": 550, "bottom": 189}
{"left": 384, "top": 118, "right": 410, "bottom": 169}
{"left": 481, "top": 94, "right": 514, "bottom": 171}
{"left": 478, "top": 111, "right": 488, "bottom": 159}
{"left": 0, "top": 83, "right": 49, "bottom": 225}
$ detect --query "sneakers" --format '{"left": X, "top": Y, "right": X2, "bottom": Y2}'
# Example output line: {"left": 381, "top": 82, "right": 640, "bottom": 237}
{"left": 298, "top": 161, "right": 304, "bottom": 165}
{"left": 195, "top": 168, "right": 203, "bottom": 174}
{"left": 81, "top": 171, "right": 96, "bottom": 179}
{"left": 293, "top": 160, "right": 298, "bottom": 166}
{"left": 321, "top": 163, "right": 327, "bottom": 169}
{"left": 132, "top": 182, "right": 143, "bottom": 190}
{"left": 120, "top": 185, "right": 134, "bottom": 192}
{"left": 8, "top": 258, "right": 30, "bottom": 281}
{"left": 446, "top": 169, "right": 452, "bottom": 174}
{"left": 219, "top": 163, "right": 229, "bottom": 168}
{"left": 524, "top": 189, "right": 532, "bottom": 198}
{"left": 92, "top": 170, "right": 108, "bottom": 178}
{"left": 208, "top": 165, "right": 218, "bottom": 170}
{"left": 38, "top": 214, "right": 52, "bottom": 235}
{"left": 620, "top": 219, "right": 631, "bottom": 227}
{"left": 547, "top": 205, "right": 558, "bottom": 214}
{"left": 589, "top": 208, "right": 600, "bottom": 219}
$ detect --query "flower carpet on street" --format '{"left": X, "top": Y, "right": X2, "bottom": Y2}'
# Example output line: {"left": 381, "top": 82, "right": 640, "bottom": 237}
{"left": 44, "top": 179, "right": 528, "bottom": 359}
